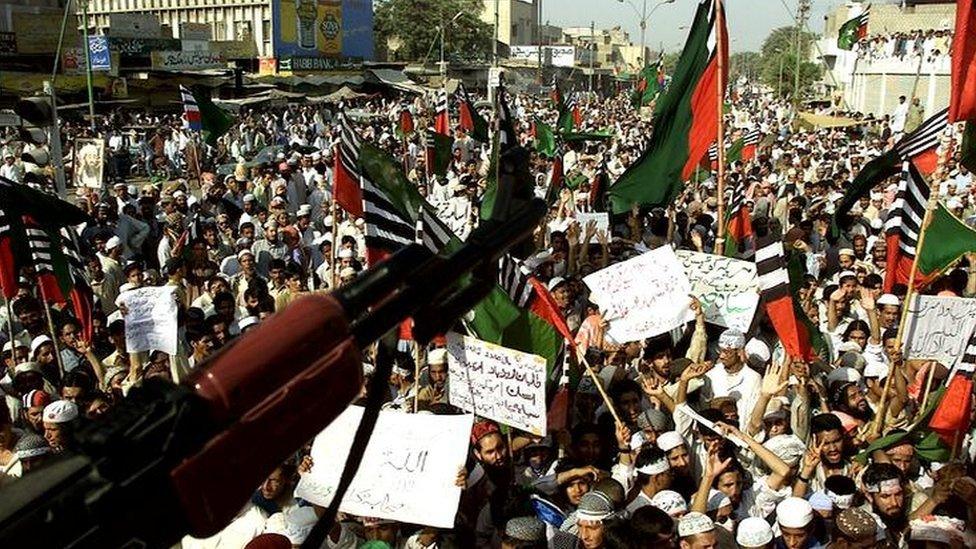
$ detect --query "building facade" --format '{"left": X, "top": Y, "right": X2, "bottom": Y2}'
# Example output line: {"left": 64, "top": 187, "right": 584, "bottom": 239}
{"left": 818, "top": 1, "right": 955, "bottom": 117}
{"left": 481, "top": 0, "right": 538, "bottom": 48}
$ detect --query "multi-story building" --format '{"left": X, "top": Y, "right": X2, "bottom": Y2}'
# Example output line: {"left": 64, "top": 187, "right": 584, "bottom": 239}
{"left": 481, "top": 0, "right": 538, "bottom": 48}
{"left": 80, "top": 0, "right": 373, "bottom": 68}
{"left": 563, "top": 25, "right": 647, "bottom": 71}
{"left": 818, "top": 1, "right": 955, "bottom": 117}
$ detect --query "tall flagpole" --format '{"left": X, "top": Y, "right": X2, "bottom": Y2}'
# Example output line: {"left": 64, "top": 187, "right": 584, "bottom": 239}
{"left": 715, "top": 0, "right": 727, "bottom": 242}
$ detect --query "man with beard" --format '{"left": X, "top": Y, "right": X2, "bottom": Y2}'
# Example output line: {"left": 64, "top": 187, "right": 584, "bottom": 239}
{"left": 700, "top": 329, "right": 761, "bottom": 428}
{"left": 657, "top": 431, "right": 697, "bottom": 500}
{"left": 861, "top": 463, "right": 908, "bottom": 546}
{"left": 829, "top": 381, "right": 873, "bottom": 433}
{"left": 417, "top": 348, "right": 449, "bottom": 407}
{"left": 460, "top": 421, "right": 513, "bottom": 547}
{"left": 796, "top": 414, "right": 853, "bottom": 493}
{"left": 876, "top": 294, "right": 900, "bottom": 331}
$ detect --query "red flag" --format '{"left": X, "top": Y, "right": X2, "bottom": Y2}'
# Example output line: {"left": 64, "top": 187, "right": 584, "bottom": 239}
{"left": 70, "top": 284, "right": 94, "bottom": 341}
{"left": 572, "top": 105, "right": 582, "bottom": 128}
{"left": 399, "top": 107, "right": 414, "bottom": 136}
{"left": 333, "top": 144, "right": 364, "bottom": 217}
{"left": 0, "top": 205, "right": 15, "bottom": 299}
{"left": 930, "top": 373, "right": 973, "bottom": 447}
{"left": 527, "top": 277, "right": 574, "bottom": 350}
{"left": 434, "top": 90, "right": 450, "bottom": 136}
{"left": 950, "top": 0, "right": 976, "bottom": 122}
{"left": 756, "top": 236, "right": 814, "bottom": 360}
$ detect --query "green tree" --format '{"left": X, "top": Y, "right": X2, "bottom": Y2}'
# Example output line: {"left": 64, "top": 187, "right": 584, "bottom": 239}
{"left": 758, "top": 25, "right": 822, "bottom": 100}
{"left": 374, "top": 0, "right": 493, "bottom": 63}
{"left": 730, "top": 51, "right": 762, "bottom": 85}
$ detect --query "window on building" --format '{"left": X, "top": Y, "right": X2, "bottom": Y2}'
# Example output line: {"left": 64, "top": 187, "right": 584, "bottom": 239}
{"left": 213, "top": 20, "right": 226, "bottom": 41}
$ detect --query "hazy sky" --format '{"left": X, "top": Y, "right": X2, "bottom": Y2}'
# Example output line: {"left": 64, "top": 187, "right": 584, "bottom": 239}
{"left": 543, "top": 0, "right": 845, "bottom": 52}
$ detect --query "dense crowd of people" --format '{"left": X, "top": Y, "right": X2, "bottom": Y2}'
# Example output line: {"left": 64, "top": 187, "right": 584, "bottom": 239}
{"left": 0, "top": 63, "right": 974, "bottom": 549}
{"left": 855, "top": 28, "right": 953, "bottom": 64}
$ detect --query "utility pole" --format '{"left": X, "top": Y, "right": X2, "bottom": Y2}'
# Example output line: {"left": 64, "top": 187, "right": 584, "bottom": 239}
{"left": 793, "top": 0, "right": 810, "bottom": 106}
{"left": 80, "top": 0, "right": 96, "bottom": 132}
{"left": 588, "top": 20, "right": 594, "bottom": 93}
{"left": 537, "top": 0, "right": 542, "bottom": 83}
{"left": 640, "top": 0, "right": 647, "bottom": 67}
{"left": 493, "top": 0, "right": 499, "bottom": 67}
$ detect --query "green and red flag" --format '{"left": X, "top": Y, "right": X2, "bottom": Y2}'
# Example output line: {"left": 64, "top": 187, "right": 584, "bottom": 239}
{"left": 837, "top": 4, "right": 870, "bottom": 51}
{"left": 456, "top": 83, "right": 489, "bottom": 143}
{"left": 608, "top": 0, "right": 728, "bottom": 214}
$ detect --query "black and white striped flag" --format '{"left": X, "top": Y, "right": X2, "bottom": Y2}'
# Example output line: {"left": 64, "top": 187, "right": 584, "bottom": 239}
{"left": 498, "top": 254, "right": 534, "bottom": 308}
{"left": 883, "top": 161, "right": 929, "bottom": 259}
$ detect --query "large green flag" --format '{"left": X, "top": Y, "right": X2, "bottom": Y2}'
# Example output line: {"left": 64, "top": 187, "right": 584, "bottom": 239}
{"left": 190, "top": 86, "right": 235, "bottom": 146}
{"left": 467, "top": 287, "right": 564, "bottom": 372}
{"left": 916, "top": 203, "right": 976, "bottom": 277}
{"left": 632, "top": 64, "right": 660, "bottom": 109}
{"left": 607, "top": 0, "right": 726, "bottom": 214}
{"left": 535, "top": 121, "right": 557, "bottom": 158}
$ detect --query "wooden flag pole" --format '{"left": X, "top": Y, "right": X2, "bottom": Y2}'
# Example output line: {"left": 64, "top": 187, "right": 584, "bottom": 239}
{"left": 578, "top": 349, "right": 622, "bottom": 425}
{"left": 413, "top": 341, "right": 423, "bottom": 413}
{"left": 5, "top": 297, "right": 16, "bottom": 353}
{"left": 714, "top": 0, "right": 728, "bottom": 243}
{"left": 330, "top": 143, "right": 340, "bottom": 290}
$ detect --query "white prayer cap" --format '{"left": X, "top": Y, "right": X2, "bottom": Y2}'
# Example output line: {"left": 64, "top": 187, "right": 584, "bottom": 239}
{"left": 863, "top": 359, "right": 889, "bottom": 380}
{"left": 428, "top": 348, "right": 448, "bottom": 365}
{"left": 826, "top": 367, "right": 862, "bottom": 385}
{"left": 105, "top": 235, "right": 122, "bottom": 250}
{"left": 313, "top": 233, "right": 332, "bottom": 247}
{"left": 678, "top": 512, "right": 714, "bottom": 538}
{"left": 43, "top": 400, "right": 79, "bottom": 423}
{"left": 650, "top": 490, "right": 687, "bottom": 517}
{"left": 838, "top": 270, "right": 857, "bottom": 280}
{"left": 777, "top": 496, "right": 814, "bottom": 528}
{"left": 763, "top": 434, "right": 807, "bottom": 467}
{"left": 173, "top": 190, "right": 186, "bottom": 198}
{"left": 706, "top": 489, "right": 731, "bottom": 512}
{"left": 838, "top": 248, "right": 855, "bottom": 258}
{"left": 736, "top": 517, "right": 774, "bottom": 548}
{"left": 236, "top": 249, "right": 254, "bottom": 260}
{"left": 2, "top": 339, "right": 27, "bottom": 353}
{"left": 243, "top": 193, "right": 256, "bottom": 202}
{"left": 745, "top": 338, "right": 771, "bottom": 365}
{"left": 296, "top": 204, "right": 312, "bottom": 217}
{"left": 338, "top": 248, "right": 354, "bottom": 259}
{"left": 30, "top": 335, "right": 52, "bottom": 355}
{"left": 718, "top": 328, "right": 745, "bottom": 350}
{"left": 877, "top": 293, "right": 900, "bottom": 307}
{"left": 238, "top": 316, "right": 259, "bottom": 331}
{"left": 547, "top": 276, "right": 568, "bottom": 292}
{"left": 657, "top": 431, "right": 685, "bottom": 452}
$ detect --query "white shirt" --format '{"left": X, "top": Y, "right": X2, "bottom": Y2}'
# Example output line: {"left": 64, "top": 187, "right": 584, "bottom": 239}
{"left": 702, "top": 363, "right": 762, "bottom": 429}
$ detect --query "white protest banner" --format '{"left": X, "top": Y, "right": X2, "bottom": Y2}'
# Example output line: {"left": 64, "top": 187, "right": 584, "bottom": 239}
{"left": 575, "top": 212, "right": 610, "bottom": 244}
{"left": 118, "top": 286, "right": 178, "bottom": 355}
{"left": 583, "top": 246, "right": 695, "bottom": 343}
{"left": 902, "top": 295, "right": 976, "bottom": 366}
{"left": 445, "top": 332, "right": 547, "bottom": 436}
{"left": 294, "top": 407, "right": 473, "bottom": 528}
{"left": 675, "top": 250, "right": 760, "bottom": 332}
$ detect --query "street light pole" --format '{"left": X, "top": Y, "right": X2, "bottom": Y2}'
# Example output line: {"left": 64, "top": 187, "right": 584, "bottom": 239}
{"left": 640, "top": 0, "right": 647, "bottom": 67}
{"left": 79, "top": 0, "right": 96, "bottom": 132}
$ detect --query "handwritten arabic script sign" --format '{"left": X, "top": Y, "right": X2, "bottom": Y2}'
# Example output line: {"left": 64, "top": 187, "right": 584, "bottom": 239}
{"left": 294, "top": 406, "right": 473, "bottom": 528}
{"left": 676, "top": 250, "right": 760, "bottom": 332}
{"left": 583, "top": 246, "right": 695, "bottom": 343}
{"left": 117, "top": 286, "right": 178, "bottom": 355}
{"left": 446, "top": 332, "right": 547, "bottom": 436}
{"left": 902, "top": 295, "right": 976, "bottom": 367}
